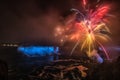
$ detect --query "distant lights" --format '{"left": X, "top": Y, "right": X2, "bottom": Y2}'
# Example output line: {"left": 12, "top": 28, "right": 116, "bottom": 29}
{"left": 1, "top": 44, "right": 18, "bottom": 47}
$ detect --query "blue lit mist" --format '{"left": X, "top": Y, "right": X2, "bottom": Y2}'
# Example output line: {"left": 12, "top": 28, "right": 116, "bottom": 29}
{"left": 97, "top": 56, "right": 103, "bottom": 63}
{"left": 17, "top": 46, "right": 59, "bottom": 57}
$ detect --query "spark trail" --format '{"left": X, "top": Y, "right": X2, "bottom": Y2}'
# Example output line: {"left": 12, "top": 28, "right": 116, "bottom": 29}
{"left": 55, "top": 0, "right": 113, "bottom": 59}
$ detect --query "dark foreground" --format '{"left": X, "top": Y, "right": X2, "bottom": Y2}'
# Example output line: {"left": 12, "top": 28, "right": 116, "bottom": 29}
{"left": 8, "top": 56, "right": 120, "bottom": 80}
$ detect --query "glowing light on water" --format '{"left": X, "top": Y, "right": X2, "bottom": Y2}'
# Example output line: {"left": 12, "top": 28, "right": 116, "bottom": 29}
{"left": 18, "top": 46, "right": 59, "bottom": 57}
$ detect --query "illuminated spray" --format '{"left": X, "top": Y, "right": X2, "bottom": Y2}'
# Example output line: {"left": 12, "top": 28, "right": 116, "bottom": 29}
{"left": 55, "top": 0, "right": 113, "bottom": 62}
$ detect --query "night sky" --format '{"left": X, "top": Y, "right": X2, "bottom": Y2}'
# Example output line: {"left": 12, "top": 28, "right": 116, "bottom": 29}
{"left": 0, "top": 0, "right": 120, "bottom": 44}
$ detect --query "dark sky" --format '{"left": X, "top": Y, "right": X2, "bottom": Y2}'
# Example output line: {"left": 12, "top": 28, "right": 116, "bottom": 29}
{"left": 0, "top": 0, "right": 120, "bottom": 44}
{"left": 0, "top": 0, "right": 74, "bottom": 43}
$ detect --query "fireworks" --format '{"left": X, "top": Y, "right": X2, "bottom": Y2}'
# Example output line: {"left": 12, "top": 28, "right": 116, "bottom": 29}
{"left": 55, "top": 0, "right": 113, "bottom": 60}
